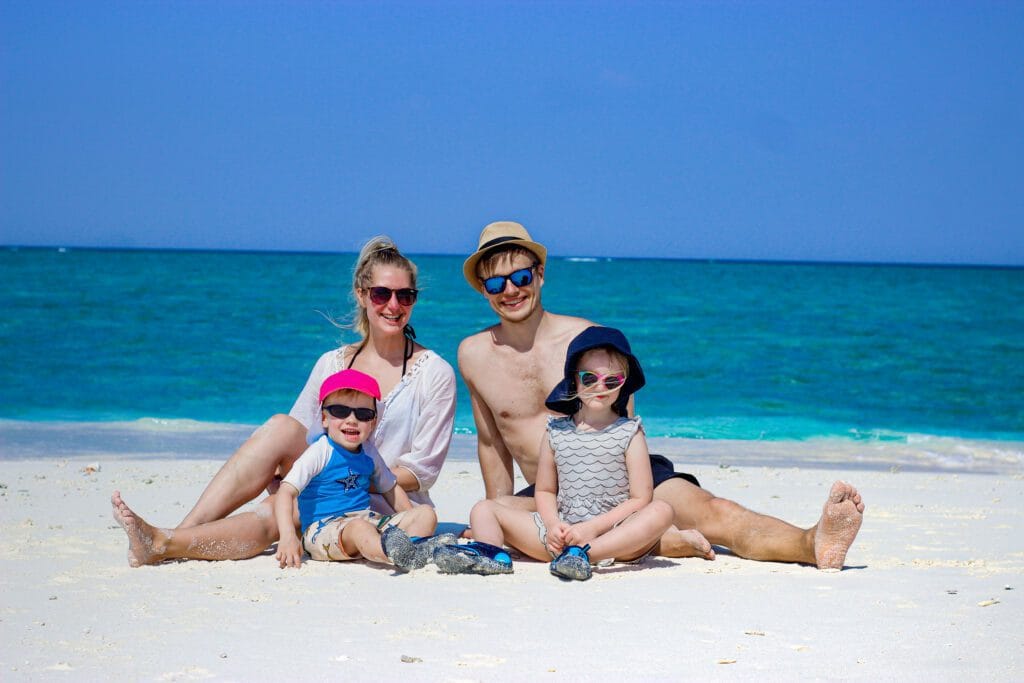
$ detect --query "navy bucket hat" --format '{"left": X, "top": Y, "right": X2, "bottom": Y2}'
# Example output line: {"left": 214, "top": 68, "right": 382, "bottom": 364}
{"left": 544, "top": 326, "right": 646, "bottom": 416}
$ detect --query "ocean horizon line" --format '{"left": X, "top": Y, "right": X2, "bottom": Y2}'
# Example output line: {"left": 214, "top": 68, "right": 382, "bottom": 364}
{"left": 4, "top": 243, "right": 1023, "bottom": 270}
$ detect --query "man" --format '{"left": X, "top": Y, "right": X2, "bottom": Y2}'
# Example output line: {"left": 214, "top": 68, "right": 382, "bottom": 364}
{"left": 458, "top": 221, "right": 864, "bottom": 568}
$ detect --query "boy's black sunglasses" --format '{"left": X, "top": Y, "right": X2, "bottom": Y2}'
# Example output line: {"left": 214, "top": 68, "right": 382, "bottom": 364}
{"left": 368, "top": 287, "right": 418, "bottom": 306}
{"left": 481, "top": 264, "right": 538, "bottom": 295}
{"left": 323, "top": 404, "right": 377, "bottom": 421}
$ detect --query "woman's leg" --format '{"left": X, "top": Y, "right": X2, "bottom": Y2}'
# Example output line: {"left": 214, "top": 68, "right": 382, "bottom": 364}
{"left": 112, "top": 491, "right": 281, "bottom": 566}
{"left": 587, "top": 500, "right": 674, "bottom": 563}
{"left": 178, "top": 414, "right": 308, "bottom": 528}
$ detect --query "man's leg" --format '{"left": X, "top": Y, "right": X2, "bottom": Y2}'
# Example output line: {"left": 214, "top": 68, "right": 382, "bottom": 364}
{"left": 654, "top": 478, "right": 864, "bottom": 569}
{"left": 177, "top": 414, "right": 308, "bottom": 528}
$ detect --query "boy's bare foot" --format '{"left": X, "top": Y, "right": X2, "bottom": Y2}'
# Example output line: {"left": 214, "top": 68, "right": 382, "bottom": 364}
{"left": 110, "top": 491, "right": 170, "bottom": 567}
{"left": 813, "top": 481, "right": 864, "bottom": 570}
{"left": 659, "top": 527, "right": 716, "bottom": 560}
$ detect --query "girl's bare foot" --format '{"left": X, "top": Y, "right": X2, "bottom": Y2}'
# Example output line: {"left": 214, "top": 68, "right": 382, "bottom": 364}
{"left": 659, "top": 527, "right": 716, "bottom": 560}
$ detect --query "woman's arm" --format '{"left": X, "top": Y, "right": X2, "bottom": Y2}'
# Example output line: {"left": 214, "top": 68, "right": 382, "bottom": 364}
{"left": 287, "top": 350, "right": 338, "bottom": 436}
{"left": 389, "top": 355, "right": 457, "bottom": 492}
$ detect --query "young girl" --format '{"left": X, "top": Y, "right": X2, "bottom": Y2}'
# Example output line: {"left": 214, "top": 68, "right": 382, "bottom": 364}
{"left": 436, "top": 326, "right": 674, "bottom": 580}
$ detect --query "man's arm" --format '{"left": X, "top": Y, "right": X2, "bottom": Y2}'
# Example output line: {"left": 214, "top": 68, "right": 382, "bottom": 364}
{"left": 459, "top": 336, "right": 516, "bottom": 499}
{"left": 466, "top": 378, "right": 516, "bottom": 498}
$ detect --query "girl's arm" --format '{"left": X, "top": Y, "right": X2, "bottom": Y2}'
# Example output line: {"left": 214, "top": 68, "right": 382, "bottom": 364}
{"left": 274, "top": 484, "right": 302, "bottom": 569}
{"left": 534, "top": 434, "right": 569, "bottom": 554}
{"left": 564, "top": 430, "right": 654, "bottom": 545}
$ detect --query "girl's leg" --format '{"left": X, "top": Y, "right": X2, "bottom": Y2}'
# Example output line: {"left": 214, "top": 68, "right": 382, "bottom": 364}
{"left": 470, "top": 499, "right": 550, "bottom": 561}
{"left": 112, "top": 491, "right": 280, "bottom": 566}
{"left": 341, "top": 519, "right": 388, "bottom": 564}
{"left": 394, "top": 505, "right": 438, "bottom": 538}
{"left": 177, "top": 414, "right": 308, "bottom": 528}
{"left": 587, "top": 500, "right": 674, "bottom": 563}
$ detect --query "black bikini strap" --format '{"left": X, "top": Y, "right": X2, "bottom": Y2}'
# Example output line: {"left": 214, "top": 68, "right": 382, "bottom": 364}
{"left": 347, "top": 325, "right": 415, "bottom": 376}
{"left": 346, "top": 341, "right": 365, "bottom": 369}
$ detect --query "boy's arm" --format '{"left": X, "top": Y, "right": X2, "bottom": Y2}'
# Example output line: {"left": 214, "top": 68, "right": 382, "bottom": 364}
{"left": 274, "top": 483, "right": 302, "bottom": 569}
{"left": 382, "top": 482, "right": 413, "bottom": 513}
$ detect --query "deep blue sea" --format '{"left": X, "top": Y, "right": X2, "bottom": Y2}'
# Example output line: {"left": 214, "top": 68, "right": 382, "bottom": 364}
{"left": 2, "top": 247, "right": 1023, "bottom": 443}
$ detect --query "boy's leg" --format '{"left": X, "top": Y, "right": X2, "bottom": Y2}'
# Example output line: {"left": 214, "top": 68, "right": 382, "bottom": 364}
{"left": 341, "top": 519, "right": 388, "bottom": 564}
{"left": 470, "top": 500, "right": 549, "bottom": 561}
{"left": 394, "top": 505, "right": 438, "bottom": 538}
{"left": 586, "top": 500, "right": 674, "bottom": 563}
{"left": 177, "top": 414, "right": 308, "bottom": 528}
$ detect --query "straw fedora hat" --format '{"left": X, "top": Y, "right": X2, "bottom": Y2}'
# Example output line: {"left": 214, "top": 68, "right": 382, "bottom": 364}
{"left": 462, "top": 221, "right": 548, "bottom": 292}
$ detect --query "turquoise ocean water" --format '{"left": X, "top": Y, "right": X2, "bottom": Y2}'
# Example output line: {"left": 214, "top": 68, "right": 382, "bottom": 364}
{"left": 1, "top": 247, "right": 1023, "bottom": 462}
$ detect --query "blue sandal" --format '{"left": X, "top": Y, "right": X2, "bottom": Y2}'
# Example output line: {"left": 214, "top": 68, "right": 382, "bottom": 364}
{"left": 433, "top": 541, "right": 514, "bottom": 575}
{"left": 549, "top": 544, "right": 592, "bottom": 581}
{"left": 381, "top": 527, "right": 457, "bottom": 571}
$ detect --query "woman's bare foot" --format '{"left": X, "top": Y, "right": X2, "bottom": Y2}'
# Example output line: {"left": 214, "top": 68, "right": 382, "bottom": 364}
{"left": 659, "top": 527, "right": 716, "bottom": 560}
{"left": 813, "top": 481, "right": 864, "bottom": 570}
{"left": 110, "top": 491, "right": 171, "bottom": 567}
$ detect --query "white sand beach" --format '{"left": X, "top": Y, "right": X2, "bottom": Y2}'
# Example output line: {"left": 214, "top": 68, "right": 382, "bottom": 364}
{"left": 1, "top": 433, "right": 1022, "bottom": 681}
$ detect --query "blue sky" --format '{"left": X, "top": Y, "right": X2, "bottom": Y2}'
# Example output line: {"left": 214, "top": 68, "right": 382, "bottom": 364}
{"left": 2, "top": 1, "right": 1022, "bottom": 265}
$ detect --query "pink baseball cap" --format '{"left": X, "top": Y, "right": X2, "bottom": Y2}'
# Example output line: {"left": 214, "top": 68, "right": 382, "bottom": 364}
{"left": 318, "top": 369, "right": 382, "bottom": 404}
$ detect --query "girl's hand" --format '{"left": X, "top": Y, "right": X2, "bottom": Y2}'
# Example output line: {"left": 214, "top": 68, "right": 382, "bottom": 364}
{"left": 564, "top": 520, "right": 598, "bottom": 547}
{"left": 545, "top": 520, "right": 571, "bottom": 555}
{"left": 276, "top": 535, "right": 302, "bottom": 569}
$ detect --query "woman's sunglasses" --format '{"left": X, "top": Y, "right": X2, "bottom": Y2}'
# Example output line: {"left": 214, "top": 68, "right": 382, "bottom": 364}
{"left": 577, "top": 371, "right": 626, "bottom": 390}
{"left": 481, "top": 264, "right": 538, "bottom": 295}
{"left": 367, "top": 286, "right": 418, "bottom": 306}
{"left": 323, "top": 404, "right": 378, "bottom": 422}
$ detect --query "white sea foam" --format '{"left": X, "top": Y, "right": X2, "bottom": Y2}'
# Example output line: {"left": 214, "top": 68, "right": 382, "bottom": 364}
{"left": 2, "top": 419, "right": 1020, "bottom": 475}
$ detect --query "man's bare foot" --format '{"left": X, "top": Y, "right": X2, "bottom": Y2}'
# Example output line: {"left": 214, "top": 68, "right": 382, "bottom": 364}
{"left": 110, "top": 491, "right": 170, "bottom": 567}
{"left": 813, "top": 481, "right": 864, "bottom": 570}
{"left": 658, "top": 527, "right": 716, "bottom": 560}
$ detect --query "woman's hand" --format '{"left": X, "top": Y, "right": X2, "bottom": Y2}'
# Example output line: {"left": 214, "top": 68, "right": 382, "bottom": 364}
{"left": 276, "top": 534, "right": 303, "bottom": 569}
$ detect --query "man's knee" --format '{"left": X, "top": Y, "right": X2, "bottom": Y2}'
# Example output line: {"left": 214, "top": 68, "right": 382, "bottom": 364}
{"left": 650, "top": 499, "right": 674, "bottom": 526}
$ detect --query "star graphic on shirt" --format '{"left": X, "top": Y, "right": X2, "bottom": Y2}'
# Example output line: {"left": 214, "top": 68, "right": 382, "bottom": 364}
{"left": 337, "top": 472, "right": 361, "bottom": 491}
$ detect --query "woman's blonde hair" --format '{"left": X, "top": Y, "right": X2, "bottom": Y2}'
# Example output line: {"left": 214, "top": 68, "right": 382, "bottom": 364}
{"left": 349, "top": 235, "right": 418, "bottom": 338}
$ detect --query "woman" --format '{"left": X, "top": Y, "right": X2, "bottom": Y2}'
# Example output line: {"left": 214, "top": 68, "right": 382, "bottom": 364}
{"left": 111, "top": 236, "right": 457, "bottom": 566}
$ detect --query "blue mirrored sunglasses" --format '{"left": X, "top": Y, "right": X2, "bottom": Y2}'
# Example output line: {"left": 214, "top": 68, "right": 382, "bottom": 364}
{"left": 482, "top": 264, "right": 538, "bottom": 295}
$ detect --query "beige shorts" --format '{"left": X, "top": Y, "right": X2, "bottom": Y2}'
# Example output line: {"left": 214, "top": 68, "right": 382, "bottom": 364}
{"left": 301, "top": 509, "right": 407, "bottom": 562}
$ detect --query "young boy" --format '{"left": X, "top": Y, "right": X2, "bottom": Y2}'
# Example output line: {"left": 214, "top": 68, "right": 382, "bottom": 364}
{"left": 274, "top": 369, "right": 449, "bottom": 570}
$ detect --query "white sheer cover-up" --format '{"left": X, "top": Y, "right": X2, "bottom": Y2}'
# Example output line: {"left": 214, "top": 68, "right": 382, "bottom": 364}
{"left": 288, "top": 346, "right": 457, "bottom": 512}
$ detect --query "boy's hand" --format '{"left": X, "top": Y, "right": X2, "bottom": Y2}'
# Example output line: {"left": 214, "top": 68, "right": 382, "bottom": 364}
{"left": 276, "top": 535, "right": 303, "bottom": 569}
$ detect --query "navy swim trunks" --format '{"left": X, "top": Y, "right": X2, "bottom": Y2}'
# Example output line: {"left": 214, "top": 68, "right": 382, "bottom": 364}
{"left": 515, "top": 452, "right": 700, "bottom": 497}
